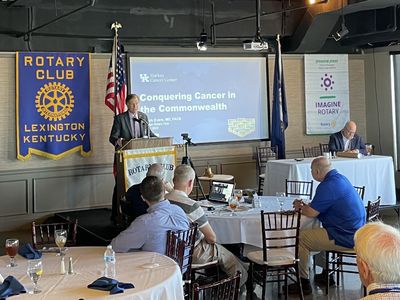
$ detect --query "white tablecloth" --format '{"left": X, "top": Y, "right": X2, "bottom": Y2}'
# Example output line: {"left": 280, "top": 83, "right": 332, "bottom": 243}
{"left": 206, "top": 196, "right": 319, "bottom": 248}
{"left": 263, "top": 155, "right": 396, "bottom": 205}
{"left": 0, "top": 247, "right": 184, "bottom": 300}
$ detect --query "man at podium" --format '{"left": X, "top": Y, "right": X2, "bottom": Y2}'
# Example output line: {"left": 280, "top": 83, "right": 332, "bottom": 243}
{"left": 109, "top": 93, "right": 156, "bottom": 148}
{"left": 109, "top": 93, "right": 156, "bottom": 222}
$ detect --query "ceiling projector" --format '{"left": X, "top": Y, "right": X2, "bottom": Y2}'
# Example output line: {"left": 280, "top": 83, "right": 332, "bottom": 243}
{"left": 243, "top": 40, "right": 268, "bottom": 51}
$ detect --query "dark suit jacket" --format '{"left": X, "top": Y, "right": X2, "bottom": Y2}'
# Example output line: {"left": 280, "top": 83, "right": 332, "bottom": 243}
{"left": 121, "top": 184, "right": 149, "bottom": 221}
{"left": 328, "top": 131, "right": 367, "bottom": 154}
{"left": 109, "top": 111, "right": 156, "bottom": 146}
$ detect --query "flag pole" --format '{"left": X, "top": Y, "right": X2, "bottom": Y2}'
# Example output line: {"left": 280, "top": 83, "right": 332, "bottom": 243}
{"left": 111, "top": 21, "right": 122, "bottom": 116}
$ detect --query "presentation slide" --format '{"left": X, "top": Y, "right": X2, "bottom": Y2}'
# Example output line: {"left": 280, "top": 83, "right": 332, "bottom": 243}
{"left": 128, "top": 56, "right": 269, "bottom": 144}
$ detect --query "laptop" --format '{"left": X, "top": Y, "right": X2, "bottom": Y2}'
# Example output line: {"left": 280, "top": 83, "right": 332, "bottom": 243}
{"left": 208, "top": 181, "right": 235, "bottom": 202}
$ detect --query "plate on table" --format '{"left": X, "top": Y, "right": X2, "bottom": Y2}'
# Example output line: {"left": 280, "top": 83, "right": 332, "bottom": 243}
{"left": 141, "top": 263, "right": 160, "bottom": 269}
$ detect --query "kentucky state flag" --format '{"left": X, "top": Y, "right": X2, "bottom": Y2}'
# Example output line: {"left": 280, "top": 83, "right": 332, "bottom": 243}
{"left": 271, "top": 36, "right": 288, "bottom": 159}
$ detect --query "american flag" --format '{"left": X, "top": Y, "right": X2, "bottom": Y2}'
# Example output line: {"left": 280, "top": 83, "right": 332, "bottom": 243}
{"left": 104, "top": 35, "right": 127, "bottom": 115}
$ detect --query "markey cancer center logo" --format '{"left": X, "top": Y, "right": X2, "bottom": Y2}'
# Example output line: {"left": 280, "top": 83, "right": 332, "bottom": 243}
{"left": 35, "top": 82, "right": 75, "bottom": 121}
{"left": 228, "top": 118, "right": 255, "bottom": 137}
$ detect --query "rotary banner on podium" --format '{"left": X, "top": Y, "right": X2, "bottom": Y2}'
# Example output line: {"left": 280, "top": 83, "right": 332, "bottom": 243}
{"left": 16, "top": 52, "right": 91, "bottom": 160}
{"left": 122, "top": 146, "right": 176, "bottom": 190}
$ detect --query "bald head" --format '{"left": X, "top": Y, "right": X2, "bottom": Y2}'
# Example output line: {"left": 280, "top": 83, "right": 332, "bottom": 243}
{"left": 311, "top": 157, "right": 333, "bottom": 182}
{"left": 342, "top": 121, "right": 357, "bottom": 140}
{"left": 146, "top": 163, "right": 165, "bottom": 179}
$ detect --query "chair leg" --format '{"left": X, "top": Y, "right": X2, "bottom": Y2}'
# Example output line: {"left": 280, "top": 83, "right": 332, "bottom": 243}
{"left": 325, "top": 252, "right": 330, "bottom": 295}
{"left": 284, "top": 271, "right": 288, "bottom": 300}
{"left": 261, "top": 267, "right": 266, "bottom": 300}
{"left": 258, "top": 178, "right": 262, "bottom": 194}
{"left": 337, "top": 255, "right": 341, "bottom": 286}
{"left": 248, "top": 262, "right": 254, "bottom": 300}
{"left": 295, "top": 265, "right": 304, "bottom": 300}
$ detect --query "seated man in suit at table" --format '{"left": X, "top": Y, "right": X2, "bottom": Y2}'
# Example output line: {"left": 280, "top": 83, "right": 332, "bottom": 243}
{"left": 288, "top": 156, "right": 365, "bottom": 295}
{"left": 165, "top": 164, "right": 248, "bottom": 288}
{"left": 328, "top": 120, "right": 367, "bottom": 154}
{"left": 122, "top": 163, "right": 173, "bottom": 222}
{"left": 111, "top": 176, "right": 188, "bottom": 254}
{"left": 354, "top": 222, "right": 400, "bottom": 299}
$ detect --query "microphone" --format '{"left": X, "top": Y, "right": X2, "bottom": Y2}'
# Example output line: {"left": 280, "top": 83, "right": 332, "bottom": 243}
{"left": 138, "top": 117, "right": 149, "bottom": 125}
{"left": 138, "top": 117, "right": 150, "bottom": 138}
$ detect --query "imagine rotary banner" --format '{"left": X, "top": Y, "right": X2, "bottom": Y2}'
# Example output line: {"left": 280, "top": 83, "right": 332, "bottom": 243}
{"left": 16, "top": 52, "right": 91, "bottom": 160}
{"left": 304, "top": 54, "right": 349, "bottom": 135}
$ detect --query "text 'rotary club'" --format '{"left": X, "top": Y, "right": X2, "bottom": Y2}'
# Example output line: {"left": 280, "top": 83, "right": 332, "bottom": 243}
{"left": 23, "top": 55, "right": 86, "bottom": 80}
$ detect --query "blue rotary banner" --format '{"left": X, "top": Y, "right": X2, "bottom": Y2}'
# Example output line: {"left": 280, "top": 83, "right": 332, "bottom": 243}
{"left": 16, "top": 52, "right": 91, "bottom": 160}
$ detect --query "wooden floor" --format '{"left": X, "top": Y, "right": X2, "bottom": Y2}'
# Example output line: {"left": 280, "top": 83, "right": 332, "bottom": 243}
{"left": 1, "top": 209, "right": 398, "bottom": 300}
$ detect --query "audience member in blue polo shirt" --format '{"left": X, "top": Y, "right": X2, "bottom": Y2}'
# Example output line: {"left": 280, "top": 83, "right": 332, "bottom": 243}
{"left": 288, "top": 156, "right": 366, "bottom": 295}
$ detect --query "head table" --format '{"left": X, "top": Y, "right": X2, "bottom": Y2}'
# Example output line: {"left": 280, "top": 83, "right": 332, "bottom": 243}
{"left": 263, "top": 155, "right": 396, "bottom": 205}
{"left": 0, "top": 247, "right": 184, "bottom": 300}
{"left": 204, "top": 196, "right": 320, "bottom": 248}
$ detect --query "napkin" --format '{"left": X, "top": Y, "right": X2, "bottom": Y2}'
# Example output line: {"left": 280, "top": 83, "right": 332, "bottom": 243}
{"left": 18, "top": 243, "right": 42, "bottom": 259}
{"left": 87, "top": 277, "right": 134, "bottom": 295}
{"left": 0, "top": 276, "right": 26, "bottom": 299}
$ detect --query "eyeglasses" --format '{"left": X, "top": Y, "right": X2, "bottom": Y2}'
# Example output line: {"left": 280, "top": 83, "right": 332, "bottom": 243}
{"left": 344, "top": 127, "right": 356, "bottom": 135}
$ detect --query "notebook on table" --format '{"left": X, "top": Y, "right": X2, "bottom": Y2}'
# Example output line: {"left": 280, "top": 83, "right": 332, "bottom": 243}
{"left": 208, "top": 181, "right": 235, "bottom": 202}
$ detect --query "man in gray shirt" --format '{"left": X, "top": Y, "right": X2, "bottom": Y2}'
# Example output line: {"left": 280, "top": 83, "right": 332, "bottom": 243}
{"left": 111, "top": 175, "right": 189, "bottom": 254}
{"left": 166, "top": 164, "right": 248, "bottom": 287}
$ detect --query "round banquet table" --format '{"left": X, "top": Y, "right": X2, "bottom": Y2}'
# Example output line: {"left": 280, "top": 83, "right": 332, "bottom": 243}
{"left": 205, "top": 196, "right": 320, "bottom": 248}
{"left": 0, "top": 247, "right": 184, "bottom": 300}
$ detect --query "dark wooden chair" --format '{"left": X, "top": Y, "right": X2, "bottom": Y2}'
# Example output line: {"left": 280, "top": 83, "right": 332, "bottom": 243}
{"left": 247, "top": 211, "right": 304, "bottom": 300}
{"left": 285, "top": 179, "right": 313, "bottom": 200}
{"left": 32, "top": 220, "right": 78, "bottom": 249}
{"left": 353, "top": 186, "right": 365, "bottom": 200}
{"left": 256, "top": 146, "right": 278, "bottom": 194}
{"left": 324, "top": 197, "right": 381, "bottom": 295}
{"left": 366, "top": 196, "right": 381, "bottom": 222}
{"left": 166, "top": 224, "right": 198, "bottom": 298}
{"left": 192, "top": 271, "right": 241, "bottom": 300}
{"left": 302, "top": 146, "right": 321, "bottom": 158}
{"left": 319, "top": 143, "right": 330, "bottom": 154}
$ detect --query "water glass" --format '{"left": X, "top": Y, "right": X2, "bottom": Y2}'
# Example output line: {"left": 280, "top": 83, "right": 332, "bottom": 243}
{"left": 233, "top": 189, "right": 243, "bottom": 202}
{"left": 5, "top": 239, "right": 19, "bottom": 267}
{"left": 27, "top": 259, "right": 43, "bottom": 294}
{"left": 228, "top": 197, "right": 239, "bottom": 216}
{"left": 276, "top": 192, "right": 286, "bottom": 212}
{"left": 55, "top": 229, "right": 67, "bottom": 256}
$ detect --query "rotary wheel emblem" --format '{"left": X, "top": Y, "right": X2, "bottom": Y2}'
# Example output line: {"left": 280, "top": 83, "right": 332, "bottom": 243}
{"left": 35, "top": 82, "right": 74, "bottom": 121}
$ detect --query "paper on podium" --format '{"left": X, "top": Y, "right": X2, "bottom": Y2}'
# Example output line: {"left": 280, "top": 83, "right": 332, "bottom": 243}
{"left": 336, "top": 151, "right": 362, "bottom": 159}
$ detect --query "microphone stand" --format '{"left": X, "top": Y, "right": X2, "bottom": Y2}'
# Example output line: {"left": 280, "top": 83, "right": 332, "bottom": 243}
{"left": 181, "top": 138, "right": 206, "bottom": 200}
{"left": 139, "top": 118, "right": 150, "bottom": 138}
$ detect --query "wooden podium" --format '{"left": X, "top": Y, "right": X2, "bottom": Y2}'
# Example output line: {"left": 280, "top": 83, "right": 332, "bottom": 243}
{"left": 115, "top": 137, "right": 173, "bottom": 225}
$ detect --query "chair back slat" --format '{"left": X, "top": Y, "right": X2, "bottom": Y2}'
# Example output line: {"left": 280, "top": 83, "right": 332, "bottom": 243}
{"left": 192, "top": 271, "right": 241, "bottom": 300}
{"left": 285, "top": 179, "right": 313, "bottom": 199}
{"left": 354, "top": 186, "right": 365, "bottom": 200}
{"left": 32, "top": 220, "right": 78, "bottom": 249}
{"left": 166, "top": 223, "right": 197, "bottom": 281}
{"left": 260, "top": 210, "right": 302, "bottom": 261}
{"left": 302, "top": 145, "right": 322, "bottom": 158}
{"left": 319, "top": 143, "right": 330, "bottom": 154}
{"left": 256, "top": 146, "right": 278, "bottom": 175}
{"left": 366, "top": 196, "right": 381, "bottom": 222}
